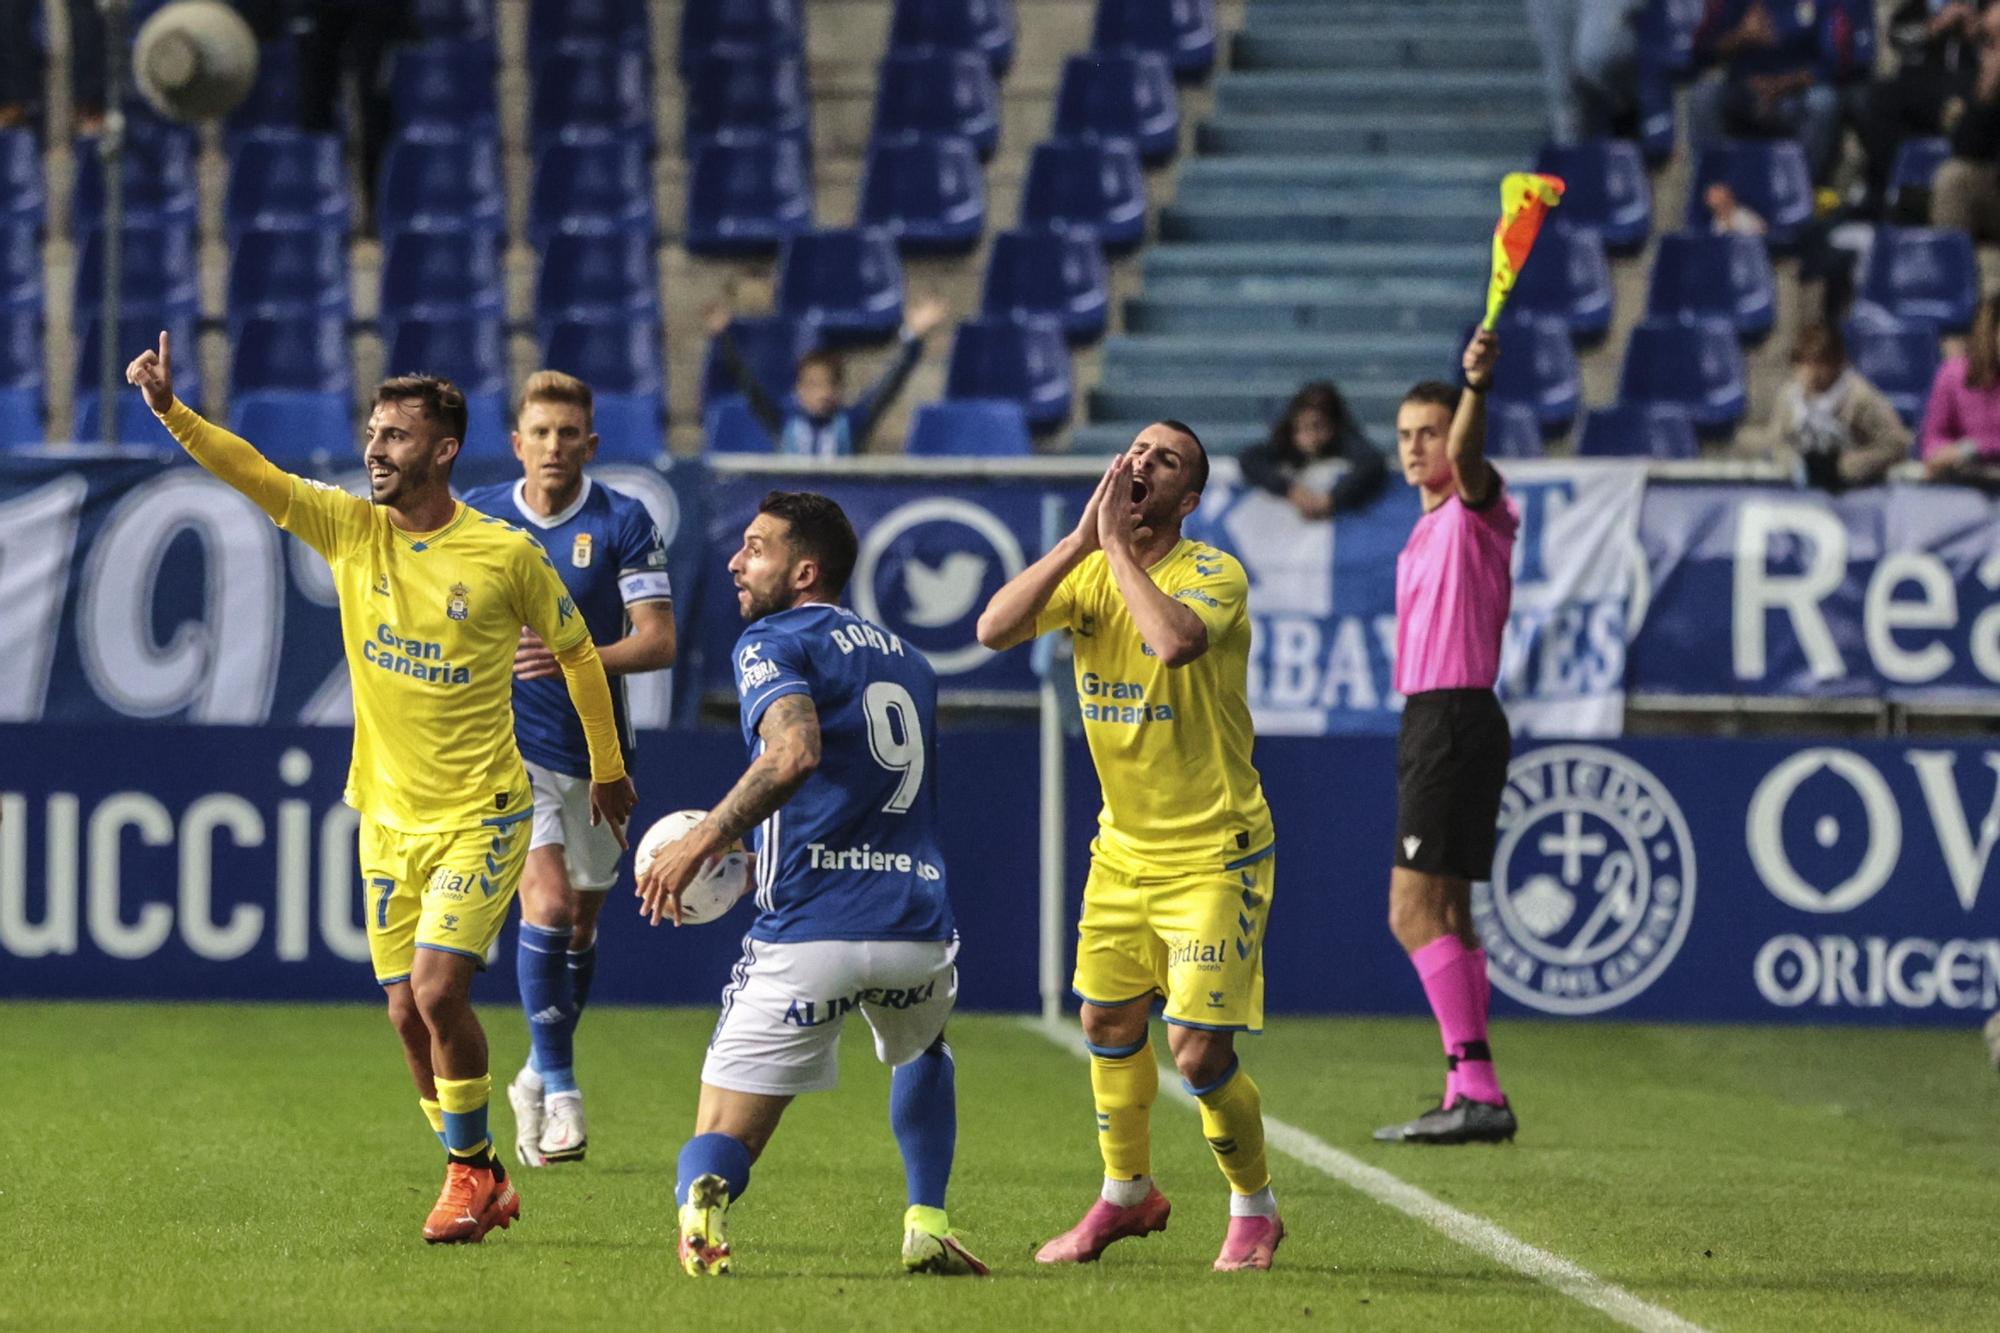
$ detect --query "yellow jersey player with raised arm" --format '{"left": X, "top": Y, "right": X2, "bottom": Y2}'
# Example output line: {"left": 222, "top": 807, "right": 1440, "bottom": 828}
{"left": 125, "top": 333, "right": 637, "bottom": 1244}
{"left": 977, "top": 422, "right": 1282, "bottom": 1272}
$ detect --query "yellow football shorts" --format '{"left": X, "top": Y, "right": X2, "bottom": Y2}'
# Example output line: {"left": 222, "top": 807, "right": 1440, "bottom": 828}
{"left": 1072, "top": 848, "right": 1276, "bottom": 1032}
{"left": 359, "top": 808, "right": 533, "bottom": 985}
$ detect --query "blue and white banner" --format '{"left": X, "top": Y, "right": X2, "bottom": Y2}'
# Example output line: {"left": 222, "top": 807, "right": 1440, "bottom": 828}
{"left": 1187, "top": 460, "right": 1645, "bottom": 736}
{"left": 1632, "top": 481, "right": 2000, "bottom": 701}
{"left": 0, "top": 451, "right": 708, "bottom": 727}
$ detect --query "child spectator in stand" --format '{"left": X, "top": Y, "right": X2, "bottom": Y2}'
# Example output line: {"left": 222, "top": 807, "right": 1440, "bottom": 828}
{"left": 1237, "top": 381, "right": 1387, "bottom": 520}
{"left": 1921, "top": 291, "right": 2000, "bottom": 485}
{"left": 706, "top": 297, "right": 948, "bottom": 457}
{"left": 1705, "top": 181, "right": 1770, "bottom": 235}
{"left": 1745, "top": 323, "right": 1911, "bottom": 490}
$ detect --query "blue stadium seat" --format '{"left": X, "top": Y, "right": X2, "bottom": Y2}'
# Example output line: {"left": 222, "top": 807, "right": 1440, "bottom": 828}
{"left": 859, "top": 135, "right": 986, "bottom": 254}
{"left": 1092, "top": 0, "right": 1216, "bottom": 81}
{"left": 1576, "top": 402, "right": 1700, "bottom": 459}
{"left": 232, "top": 315, "right": 352, "bottom": 394}
{"left": 907, "top": 398, "right": 1033, "bottom": 456}
{"left": 683, "top": 54, "right": 810, "bottom": 154}
{"left": 1860, "top": 226, "right": 1978, "bottom": 333}
{"left": 777, "top": 229, "right": 906, "bottom": 343}
{"left": 376, "top": 132, "right": 505, "bottom": 240}
{"left": 980, "top": 227, "right": 1109, "bottom": 344}
{"left": 528, "top": 133, "right": 655, "bottom": 246}
{"left": 75, "top": 223, "right": 198, "bottom": 322}
{"left": 1021, "top": 138, "right": 1146, "bottom": 254}
{"left": 533, "top": 0, "right": 649, "bottom": 64}
{"left": 0, "top": 219, "right": 40, "bottom": 310}
{"left": 0, "top": 387, "right": 38, "bottom": 445}
{"left": 888, "top": 0, "right": 1014, "bottom": 73}
{"left": 0, "top": 128, "right": 42, "bottom": 227}
{"left": 1636, "top": 64, "right": 1676, "bottom": 164}
{"left": 873, "top": 49, "right": 1001, "bottom": 160}
{"left": 379, "top": 230, "right": 506, "bottom": 324}
{"left": 1053, "top": 52, "right": 1179, "bottom": 166}
{"left": 1619, "top": 316, "right": 1747, "bottom": 437}
{"left": 1482, "top": 313, "right": 1579, "bottom": 434}
{"left": 229, "top": 392, "right": 357, "bottom": 466}
{"left": 383, "top": 315, "right": 509, "bottom": 454}
{"left": 701, "top": 315, "right": 818, "bottom": 412}
{"left": 1638, "top": 0, "right": 1703, "bottom": 78}
{"left": 684, "top": 134, "right": 813, "bottom": 256}
{"left": 75, "top": 315, "right": 199, "bottom": 444}
{"left": 537, "top": 230, "right": 660, "bottom": 322}
{"left": 540, "top": 318, "right": 666, "bottom": 461}
{"left": 75, "top": 118, "right": 197, "bottom": 230}
{"left": 1684, "top": 140, "right": 1814, "bottom": 251}
{"left": 227, "top": 227, "right": 349, "bottom": 321}
{"left": 226, "top": 39, "right": 301, "bottom": 141}
{"left": 531, "top": 45, "right": 651, "bottom": 153}
{"left": 1507, "top": 220, "right": 1612, "bottom": 345}
{"left": 945, "top": 316, "right": 1072, "bottom": 433}
{"left": 1844, "top": 306, "right": 1942, "bottom": 427}
{"left": 704, "top": 395, "right": 777, "bottom": 452}
{"left": 678, "top": 0, "right": 803, "bottom": 75}
{"left": 1484, "top": 402, "right": 1545, "bottom": 459}
{"left": 1645, "top": 231, "right": 1776, "bottom": 343}
{"left": 0, "top": 305, "right": 40, "bottom": 443}
{"left": 392, "top": 39, "right": 498, "bottom": 138}
{"left": 1533, "top": 140, "right": 1650, "bottom": 255}
{"left": 1888, "top": 137, "right": 1950, "bottom": 217}
{"left": 225, "top": 131, "right": 348, "bottom": 238}
{"left": 414, "top": 0, "right": 492, "bottom": 39}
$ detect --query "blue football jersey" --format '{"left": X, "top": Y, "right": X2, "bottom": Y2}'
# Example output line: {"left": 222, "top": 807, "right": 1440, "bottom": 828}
{"left": 733, "top": 602, "right": 953, "bottom": 945}
{"left": 461, "top": 476, "right": 672, "bottom": 779}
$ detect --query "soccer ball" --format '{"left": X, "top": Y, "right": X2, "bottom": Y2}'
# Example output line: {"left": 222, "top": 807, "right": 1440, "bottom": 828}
{"left": 133, "top": 1, "right": 259, "bottom": 123}
{"left": 634, "top": 810, "right": 751, "bottom": 926}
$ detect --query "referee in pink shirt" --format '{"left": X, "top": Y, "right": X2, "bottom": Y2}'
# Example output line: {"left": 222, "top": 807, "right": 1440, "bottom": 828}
{"left": 1373, "top": 328, "right": 1522, "bottom": 1147}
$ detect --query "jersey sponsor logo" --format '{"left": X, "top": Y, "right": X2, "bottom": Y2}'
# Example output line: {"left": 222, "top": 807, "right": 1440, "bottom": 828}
{"left": 782, "top": 979, "right": 938, "bottom": 1027}
{"left": 362, "top": 623, "right": 472, "bottom": 685}
{"left": 853, "top": 498, "right": 1027, "bottom": 675}
{"left": 446, "top": 582, "right": 469, "bottom": 621}
{"left": 737, "top": 641, "right": 780, "bottom": 693}
{"left": 1077, "top": 671, "right": 1175, "bottom": 725}
{"left": 1166, "top": 935, "right": 1227, "bottom": 971}
{"left": 373, "top": 574, "right": 390, "bottom": 597}
{"left": 1175, "top": 587, "right": 1221, "bottom": 609}
{"left": 571, "top": 532, "right": 593, "bottom": 568}
{"left": 1475, "top": 745, "right": 1697, "bottom": 1016}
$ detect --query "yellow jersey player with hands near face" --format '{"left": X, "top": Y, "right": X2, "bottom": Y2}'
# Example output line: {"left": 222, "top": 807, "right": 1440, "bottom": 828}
{"left": 125, "top": 333, "right": 637, "bottom": 1244}
{"left": 977, "top": 422, "right": 1282, "bottom": 1273}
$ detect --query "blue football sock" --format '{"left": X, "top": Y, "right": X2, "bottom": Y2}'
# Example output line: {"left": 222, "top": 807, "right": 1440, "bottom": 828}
{"left": 517, "top": 922, "right": 577, "bottom": 1094}
{"left": 675, "top": 1132, "right": 752, "bottom": 1206}
{"left": 568, "top": 941, "right": 598, "bottom": 1013}
{"left": 890, "top": 1037, "right": 957, "bottom": 1210}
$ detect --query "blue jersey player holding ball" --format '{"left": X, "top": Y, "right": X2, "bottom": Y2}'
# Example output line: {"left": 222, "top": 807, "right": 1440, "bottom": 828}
{"left": 461, "top": 371, "right": 677, "bottom": 1167}
{"left": 636, "top": 491, "right": 984, "bottom": 1279}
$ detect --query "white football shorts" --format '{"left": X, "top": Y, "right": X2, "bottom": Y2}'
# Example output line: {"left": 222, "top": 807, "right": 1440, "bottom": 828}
{"left": 703, "top": 935, "right": 959, "bottom": 1096}
{"left": 524, "top": 759, "right": 624, "bottom": 892}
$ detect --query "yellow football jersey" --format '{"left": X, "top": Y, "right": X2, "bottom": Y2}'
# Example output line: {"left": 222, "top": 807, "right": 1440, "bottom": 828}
{"left": 281, "top": 480, "right": 591, "bottom": 833}
{"left": 1037, "top": 539, "right": 1273, "bottom": 871}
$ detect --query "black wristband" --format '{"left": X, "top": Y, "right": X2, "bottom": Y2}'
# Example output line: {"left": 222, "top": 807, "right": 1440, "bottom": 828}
{"left": 1464, "top": 378, "right": 1491, "bottom": 395}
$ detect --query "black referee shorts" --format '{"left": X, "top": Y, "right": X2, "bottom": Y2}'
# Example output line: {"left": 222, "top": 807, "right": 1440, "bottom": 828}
{"left": 1394, "top": 688, "right": 1511, "bottom": 882}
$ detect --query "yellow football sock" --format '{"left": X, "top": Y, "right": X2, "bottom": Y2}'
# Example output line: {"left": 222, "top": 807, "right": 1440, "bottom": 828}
{"left": 1089, "top": 1040, "right": 1157, "bottom": 1181}
{"left": 1192, "top": 1062, "right": 1270, "bottom": 1197}
{"left": 435, "top": 1073, "right": 493, "bottom": 1162}
{"left": 418, "top": 1097, "right": 446, "bottom": 1141}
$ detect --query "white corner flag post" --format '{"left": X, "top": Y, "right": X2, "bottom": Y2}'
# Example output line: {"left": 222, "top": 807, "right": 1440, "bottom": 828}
{"left": 1032, "top": 494, "right": 1067, "bottom": 1026}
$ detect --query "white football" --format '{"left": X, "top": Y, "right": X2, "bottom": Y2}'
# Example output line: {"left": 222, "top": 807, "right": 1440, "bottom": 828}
{"left": 634, "top": 809, "right": 751, "bottom": 926}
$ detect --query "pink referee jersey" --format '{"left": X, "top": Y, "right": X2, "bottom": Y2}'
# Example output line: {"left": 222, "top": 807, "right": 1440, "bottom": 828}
{"left": 1393, "top": 485, "right": 1520, "bottom": 696}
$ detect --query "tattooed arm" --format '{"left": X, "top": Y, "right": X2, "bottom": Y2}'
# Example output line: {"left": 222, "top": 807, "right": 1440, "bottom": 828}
{"left": 634, "top": 693, "right": 821, "bottom": 925}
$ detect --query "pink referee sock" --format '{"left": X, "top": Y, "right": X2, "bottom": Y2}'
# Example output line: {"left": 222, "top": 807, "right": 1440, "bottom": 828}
{"left": 1411, "top": 935, "right": 1505, "bottom": 1108}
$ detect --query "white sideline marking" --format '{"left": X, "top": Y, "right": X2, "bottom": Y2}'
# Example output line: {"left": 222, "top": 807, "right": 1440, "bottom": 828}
{"left": 1019, "top": 1017, "right": 1707, "bottom": 1333}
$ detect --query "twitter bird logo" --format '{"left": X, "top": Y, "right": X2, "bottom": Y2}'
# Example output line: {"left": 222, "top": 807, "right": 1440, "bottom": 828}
{"left": 901, "top": 551, "right": 988, "bottom": 627}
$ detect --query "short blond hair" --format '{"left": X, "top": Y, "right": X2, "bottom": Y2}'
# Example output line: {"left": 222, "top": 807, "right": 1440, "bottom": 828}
{"left": 516, "top": 369, "right": 594, "bottom": 427}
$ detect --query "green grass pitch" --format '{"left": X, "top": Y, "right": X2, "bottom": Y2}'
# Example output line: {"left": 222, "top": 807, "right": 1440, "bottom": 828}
{"left": 4, "top": 1003, "right": 1997, "bottom": 1331}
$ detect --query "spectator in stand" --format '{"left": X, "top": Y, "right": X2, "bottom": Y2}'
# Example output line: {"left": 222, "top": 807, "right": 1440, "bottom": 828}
{"left": 1526, "top": 0, "right": 1644, "bottom": 146}
{"left": 1688, "top": 0, "right": 1861, "bottom": 184}
{"left": 1705, "top": 180, "right": 1770, "bottom": 234}
{"left": 298, "top": 0, "right": 414, "bottom": 226}
{"left": 1933, "top": 2, "right": 2000, "bottom": 240}
{"left": 1237, "top": 381, "right": 1386, "bottom": 520}
{"left": 1744, "top": 323, "right": 1911, "bottom": 490}
{"left": 705, "top": 297, "right": 949, "bottom": 457}
{"left": 1920, "top": 291, "right": 2000, "bottom": 484}
{"left": 1859, "top": 1, "right": 1990, "bottom": 219}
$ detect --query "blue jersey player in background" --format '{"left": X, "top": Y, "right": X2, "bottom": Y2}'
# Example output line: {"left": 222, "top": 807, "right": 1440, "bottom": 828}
{"left": 636, "top": 491, "right": 984, "bottom": 1280}
{"left": 461, "top": 371, "right": 676, "bottom": 1168}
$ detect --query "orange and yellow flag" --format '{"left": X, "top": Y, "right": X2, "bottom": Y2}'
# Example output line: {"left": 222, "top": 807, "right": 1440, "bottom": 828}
{"left": 1483, "top": 172, "right": 1566, "bottom": 331}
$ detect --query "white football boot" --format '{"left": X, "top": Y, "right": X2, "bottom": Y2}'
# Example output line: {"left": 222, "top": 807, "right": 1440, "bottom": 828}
{"left": 539, "top": 1089, "right": 588, "bottom": 1163}
{"left": 508, "top": 1066, "right": 547, "bottom": 1167}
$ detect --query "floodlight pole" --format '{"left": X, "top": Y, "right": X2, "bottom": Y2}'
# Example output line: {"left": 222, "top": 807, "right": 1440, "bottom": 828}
{"left": 98, "top": 0, "right": 129, "bottom": 447}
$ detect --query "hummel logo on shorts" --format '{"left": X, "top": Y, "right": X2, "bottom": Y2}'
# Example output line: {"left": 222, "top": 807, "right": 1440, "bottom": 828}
{"left": 1403, "top": 836, "right": 1422, "bottom": 859}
